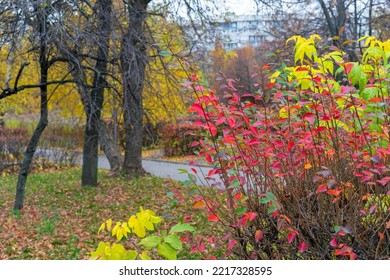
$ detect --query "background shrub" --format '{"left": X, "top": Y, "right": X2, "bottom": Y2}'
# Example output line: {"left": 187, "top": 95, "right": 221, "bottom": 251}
{"left": 160, "top": 118, "right": 202, "bottom": 157}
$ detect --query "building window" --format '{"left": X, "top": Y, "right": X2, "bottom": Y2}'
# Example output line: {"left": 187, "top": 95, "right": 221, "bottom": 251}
{"left": 256, "top": 35, "right": 265, "bottom": 43}
{"left": 249, "top": 35, "right": 256, "bottom": 42}
{"left": 230, "top": 21, "right": 237, "bottom": 31}
{"left": 226, "top": 42, "right": 238, "bottom": 51}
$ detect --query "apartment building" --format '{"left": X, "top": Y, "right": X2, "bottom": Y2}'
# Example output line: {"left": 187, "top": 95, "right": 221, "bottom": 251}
{"left": 214, "top": 15, "right": 274, "bottom": 51}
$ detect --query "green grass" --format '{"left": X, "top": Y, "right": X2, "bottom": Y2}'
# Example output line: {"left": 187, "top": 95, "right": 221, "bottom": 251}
{"left": 0, "top": 167, "right": 220, "bottom": 260}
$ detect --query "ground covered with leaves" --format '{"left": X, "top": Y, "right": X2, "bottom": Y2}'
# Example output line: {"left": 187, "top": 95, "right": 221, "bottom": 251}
{"left": 0, "top": 167, "right": 219, "bottom": 260}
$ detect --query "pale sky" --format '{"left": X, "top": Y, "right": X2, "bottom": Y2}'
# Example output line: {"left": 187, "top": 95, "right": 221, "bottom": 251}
{"left": 224, "top": 0, "right": 258, "bottom": 15}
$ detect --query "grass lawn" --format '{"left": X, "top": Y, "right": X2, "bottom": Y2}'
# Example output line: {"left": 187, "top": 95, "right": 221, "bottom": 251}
{"left": 0, "top": 167, "right": 220, "bottom": 260}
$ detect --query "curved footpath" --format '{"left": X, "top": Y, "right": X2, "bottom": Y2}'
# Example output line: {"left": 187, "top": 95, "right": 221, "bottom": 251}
{"left": 98, "top": 155, "right": 214, "bottom": 183}
{"left": 35, "top": 148, "right": 216, "bottom": 183}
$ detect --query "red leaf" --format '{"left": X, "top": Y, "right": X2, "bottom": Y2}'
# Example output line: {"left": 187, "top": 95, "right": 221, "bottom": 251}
{"left": 274, "top": 91, "right": 283, "bottom": 99}
{"left": 227, "top": 240, "right": 237, "bottom": 250}
{"left": 273, "top": 140, "right": 284, "bottom": 147}
{"left": 330, "top": 237, "right": 338, "bottom": 247}
{"left": 377, "top": 177, "right": 390, "bottom": 186}
{"left": 344, "top": 63, "right": 354, "bottom": 75}
{"left": 208, "top": 214, "right": 219, "bottom": 222}
{"left": 190, "top": 245, "right": 197, "bottom": 253}
{"left": 335, "top": 245, "right": 352, "bottom": 256}
{"left": 209, "top": 236, "right": 215, "bottom": 244}
{"left": 337, "top": 230, "right": 347, "bottom": 236}
{"left": 298, "top": 242, "right": 307, "bottom": 253}
{"left": 265, "top": 82, "right": 275, "bottom": 89}
{"left": 190, "top": 141, "right": 200, "bottom": 147}
{"left": 296, "top": 66, "right": 309, "bottom": 72}
{"left": 316, "top": 184, "right": 328, "bottom": 193}
{"left": 255, "top": 230, "right": 263, "bottom": 243}
{"left": 288, "top": 232, "right": 297, "bottom": 243}
{"left": 208, "top": 169, "right": 218, "bottom": 176}
{"left": 209, "top": 123, "right": 217, "bottom": 137}
{"left": 191, "top": 168, "right": 197, "bottom": 175}
{"left": 287, "top": 141, "right": 295, "bottom": 153}
{"left": 198, "top": 243, "right": 206, "bottom": 252}
{"left": 327, "top": 189, "right": 341, "bottom": 197}
{"left": 245, "top": 212, "right": 258, "bottom": 221}
{"left": 189, "top": 103, "right": 203, "bottom": 114}
{"left": 261, "top": 64, "right": 271, "bottom": 70}
{"left": 205, "top": 153, "right": 212, "bottom": 164}
{"left": 223, "top": 135, "right": 235, "bottom": 144}
{"left": 368, "top": 97, "right": 382, "bottom": 102}
{"left": 315, "top": 126, "right": 327, "bottom": 133}
{"left": 302, "top": 112, "right": 316, "bottom": 124}
{"left": 227, "top": 118, "right": 236, "bottom": 128}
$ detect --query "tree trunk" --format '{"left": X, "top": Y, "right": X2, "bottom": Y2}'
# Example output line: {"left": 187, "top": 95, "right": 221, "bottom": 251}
{"left": 81, "top": 0, "right": 113, "bottom": 186}
{"left": 14, "top": 4, "right": 49, "bottom": 210}
{"left": 120, "top": 0, "right": 151, "bottom": 176}
{"left": 98, "top": 119, "right": 123, "bottom": 172}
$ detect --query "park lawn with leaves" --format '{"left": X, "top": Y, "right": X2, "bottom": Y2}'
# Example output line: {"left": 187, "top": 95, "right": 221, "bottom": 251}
{"left": 0, "top": 167, "right": 221, "bottom": 260}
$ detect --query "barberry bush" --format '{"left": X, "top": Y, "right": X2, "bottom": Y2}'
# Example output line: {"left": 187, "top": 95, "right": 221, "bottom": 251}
{"left": 182, "top": 35, "right": 390, "bottom": 259}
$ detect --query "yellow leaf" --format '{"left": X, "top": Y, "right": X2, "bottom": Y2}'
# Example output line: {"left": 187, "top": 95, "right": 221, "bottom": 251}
{"left": 139, "top": 251, "right": 151, "bottom": 260}
{"left": 112, "top": 222, "right": 121, "bottom": 237}
{"left": 106, "top": 219, "right": 112, "bottom": 231}
{"left": 98, "top": 222, "right": 105, "bottom": 235}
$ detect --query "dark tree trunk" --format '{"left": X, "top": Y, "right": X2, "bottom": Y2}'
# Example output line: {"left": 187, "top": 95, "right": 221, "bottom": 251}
{"left": 81, "top": 0, "right": 112, "bottom": 186}
{"left": 14, "top": 4, "right": 49, "bottom": 210}
{"left": 120, "top": 0, "right": 151, "bottom": 176}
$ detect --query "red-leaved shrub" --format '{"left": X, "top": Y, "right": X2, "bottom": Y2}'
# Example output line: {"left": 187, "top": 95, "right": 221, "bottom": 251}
{"left": 181, "top": 35, "right": 389, "bottom": 260}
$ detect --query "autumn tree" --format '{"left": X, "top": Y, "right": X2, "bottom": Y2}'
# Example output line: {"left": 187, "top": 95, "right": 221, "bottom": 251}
{"left": 0, "top": 0, "right": 75, "bottom": 209}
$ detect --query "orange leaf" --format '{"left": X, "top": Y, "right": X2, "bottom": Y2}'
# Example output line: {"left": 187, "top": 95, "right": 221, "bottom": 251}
{"left": 193, "top": 200, "right": 206, "bottom": 209}
{"left": 255, "top": 230, "right": 263, "bottom": 243}
{"left": 304, "top": 162, "right": 312, "bottom": 169}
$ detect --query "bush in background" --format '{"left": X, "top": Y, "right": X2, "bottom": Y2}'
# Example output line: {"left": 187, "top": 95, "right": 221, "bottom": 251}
{"left": 160, "top": 118, "right": 202, "bottom": 157}
{"left": 0, "top": 127, "right": 29, "bottom": 171}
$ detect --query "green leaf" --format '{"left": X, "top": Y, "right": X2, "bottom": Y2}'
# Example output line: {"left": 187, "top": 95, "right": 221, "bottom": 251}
{"left": 139, "top": 236, "right": 161, "bottom": 249}
{"left": 361, "top": 87, "right": 378, "bottom": 101}
{"left": 159, "top": 50, "right": 171, "bottom": 57}
{"left": 267, "top": 205, "right": 277, "bottom": 215}
{"left": 260, "top": 197, "right": 269, "bottom": 204}
{"left": 235, "top": 206, "right": 246, "bottom": 215}
{"left": 164, "top": 234, "right": 182, "bottom": 250}
{"left": 228, "top": 179, "right": 240, "bottom": 189}
{"left": 139, "top": 251, "right": 151, "bottom": 260}
{"left": 266, "top": 192, "right": 281, "bottom": 209}
{"left": 178, "top": 168, "right": 188, "bottom": 174}
{"left": 169, "top": 223, "right": 195, "bottom": 234}
{"left": 126, "top": 250, "right": 138, "bottom": 260}
{"left": 349, "top": 64, "right": 362, "bottom": 85}
{"left": 157, "top": 242, "right": 177, "bottom": 260}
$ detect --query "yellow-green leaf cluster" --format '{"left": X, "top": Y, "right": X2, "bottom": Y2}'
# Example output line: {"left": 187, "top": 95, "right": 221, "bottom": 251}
{"left": 286, "top": 34, "right": 321, "bottom": 64}
{"left": 128, "top": 207, "right": 162, "bottom": 238}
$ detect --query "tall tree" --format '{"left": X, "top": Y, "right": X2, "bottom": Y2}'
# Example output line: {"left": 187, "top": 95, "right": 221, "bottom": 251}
{"left": 80, "top": 0, "right": 113, "bottom": 185}
{"left": 0, "top": 0, "right": 74, "bottom": 209}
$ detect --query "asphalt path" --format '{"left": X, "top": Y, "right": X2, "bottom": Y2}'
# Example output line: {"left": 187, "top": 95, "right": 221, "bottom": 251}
{"left": 35, "top": 148, "right": 216, "bottom": 183}
{"left": 97, "top": 154, "right": 214, "bottom": 183}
